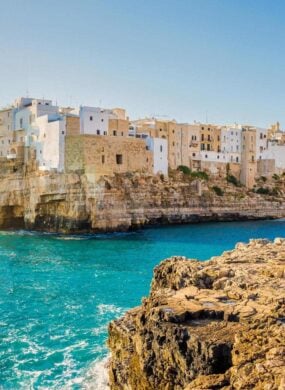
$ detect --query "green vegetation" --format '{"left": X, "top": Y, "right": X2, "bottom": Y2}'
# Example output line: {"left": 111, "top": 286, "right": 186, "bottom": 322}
{"left": 254, "top": 187, "right": 280, "bottom": 196}
{"left": 177, "top": 165, "right": 191, "bottom": 175}
{"left": 212, "top": 186, "right": 224, "bottom": 196}
{"left": 226, "top": 174, "right": 241, "bottom": 187}
{"left": 272, "top": 173, "right": 280, "bottom": 180}
{"left": 177, "top": 166, "right": 209, "bottom": 180}
{"left": 255, "top": 187, "right": 270, "bottom": 195}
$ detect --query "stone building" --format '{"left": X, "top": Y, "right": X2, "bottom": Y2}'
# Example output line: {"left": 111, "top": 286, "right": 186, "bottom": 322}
{"left": 240, "top": 127, "right": 257, "bottom": 188}
{"left": 65, "top": 135, "right": 153, "bottom": 179}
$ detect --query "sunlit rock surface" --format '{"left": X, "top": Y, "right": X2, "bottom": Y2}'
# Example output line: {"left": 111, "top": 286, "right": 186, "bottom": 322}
{"left": 108, "top": 239, "right": 285, "bottom": 389}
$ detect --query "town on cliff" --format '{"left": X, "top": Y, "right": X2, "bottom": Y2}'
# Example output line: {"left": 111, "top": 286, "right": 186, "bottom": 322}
{"left": 0, "top": 96, "right": 285, "bottom": 189}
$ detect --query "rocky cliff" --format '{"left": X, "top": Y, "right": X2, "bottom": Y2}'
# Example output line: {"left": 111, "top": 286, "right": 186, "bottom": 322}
{"left": 0, "top": 169, "right": 285, "bottom": 232}
{"left": 108, "top": 239, "right": 285, "bottom": 389}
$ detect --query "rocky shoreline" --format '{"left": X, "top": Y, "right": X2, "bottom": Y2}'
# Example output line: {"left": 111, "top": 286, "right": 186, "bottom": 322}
{"left": 108, "top": 239, "right": 285, "bottom": 389}
{"left": 0, "top": 170, "right": 285, "bottom": 233}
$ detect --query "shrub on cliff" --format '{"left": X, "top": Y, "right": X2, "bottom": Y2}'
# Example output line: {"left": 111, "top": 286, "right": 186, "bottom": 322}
{"left": 272, "top": 173, "right": 280, "bottom": 180}
{"left": 177, "top": 165, "right": 191, "bottom": 175}
{"left": 212, "top": 186, "right": 224, "bottom": 196}
{"left": 255, "top": 187, "right": 270, "bottom": 195}
{"left": 177, "top": 166, "right": 209, "bottom": 181}
{"left": 191, "top": 171, "right": 209, "bottom": 180}
{"left": 226, "top": 174, "right": 241, "bottom": 187}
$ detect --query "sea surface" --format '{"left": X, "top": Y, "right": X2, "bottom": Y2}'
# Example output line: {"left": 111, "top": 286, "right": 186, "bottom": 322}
{"left": 0, "top": 219, "right": 285, "bottom": 389}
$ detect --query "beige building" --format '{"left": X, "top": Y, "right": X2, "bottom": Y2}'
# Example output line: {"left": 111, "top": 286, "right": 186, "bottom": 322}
{"left": 131, "top": 119, "right": 203, "bottom": 170}
{"left": 200, "top": 124, "right": 221, "bottom": 153}
{"left": 108, "top": 118, "right": 129, "bottom": 137}
{"left": 65, "top": 135, "right": 153, "bottom": 179}
{"left": 0, "top": 107, "right": 15, "bottom": 158}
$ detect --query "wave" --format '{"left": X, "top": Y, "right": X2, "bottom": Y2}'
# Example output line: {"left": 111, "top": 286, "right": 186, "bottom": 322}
{"left": 81, "top": 355, "right": 110, "bottom": 390}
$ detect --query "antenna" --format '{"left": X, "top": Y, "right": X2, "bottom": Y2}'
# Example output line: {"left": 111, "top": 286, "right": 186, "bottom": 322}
{"left": 206, "top": 110, "right": 208, "bottom": 123}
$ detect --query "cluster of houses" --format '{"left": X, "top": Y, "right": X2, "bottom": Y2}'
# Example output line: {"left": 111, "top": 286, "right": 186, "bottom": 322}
{"left": 0, "top": 96, "right": 284, "bottom": 188}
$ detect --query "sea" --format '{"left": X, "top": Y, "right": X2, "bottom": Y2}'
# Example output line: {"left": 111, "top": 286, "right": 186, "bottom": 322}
{"left": 0, "top": 219, "right": 284, "bottom": 389}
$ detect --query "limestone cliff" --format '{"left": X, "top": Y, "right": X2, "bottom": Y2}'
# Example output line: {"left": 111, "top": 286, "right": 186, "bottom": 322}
{"left": 108, "top": 239, "right": 285, "bottom": 389}
{"left": 0, "top": 169, "right": 285, "bottom": 232}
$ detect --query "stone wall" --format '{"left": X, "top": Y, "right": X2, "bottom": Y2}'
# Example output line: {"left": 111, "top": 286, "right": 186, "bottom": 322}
{"left": 65, "top": 116, "right": 80, "bottom": 136}
{"left": 65, "top": 135, "right": 153, "bottom": 177}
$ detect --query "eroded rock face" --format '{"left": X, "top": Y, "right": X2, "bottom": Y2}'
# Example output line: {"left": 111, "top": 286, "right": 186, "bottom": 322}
{"left": 0, "top": 170, "right": 285, "bottom": 232}
{"left": 108, "top": 239, "right": 285, "bottom": 389}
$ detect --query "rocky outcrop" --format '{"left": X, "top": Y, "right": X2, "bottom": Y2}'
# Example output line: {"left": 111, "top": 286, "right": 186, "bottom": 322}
{"left": 108, "top": 239, "right": 285, "bottom": 389}
{"left": 0, "top": 170, "right": 285, "bottom": 232}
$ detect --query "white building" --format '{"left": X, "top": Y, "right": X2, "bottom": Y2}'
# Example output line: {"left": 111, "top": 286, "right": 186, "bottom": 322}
{"left": 73, "top": 106, "right": 119, "bottom": 136}
{"left": 35, "top": 114, "right": 65, "bottom": 171}
{"left": 146, "top": 137, "right": 168, "bottom": 175}
{"left": 261, "top": 141, "right": 285, "bottom": 170}
{"left": 255, "top": 127, "right": 268, "bottom": 160}
{"left": 200, "top": 150, "right": 228, "bottom": 163}
{"left": 221, "top": 125, "right": 242, "bottom": 163}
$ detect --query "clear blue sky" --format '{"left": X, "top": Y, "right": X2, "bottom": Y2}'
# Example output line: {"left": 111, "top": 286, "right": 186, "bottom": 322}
{"left": 0, "top": 0, "right": 284, "bottom": 127}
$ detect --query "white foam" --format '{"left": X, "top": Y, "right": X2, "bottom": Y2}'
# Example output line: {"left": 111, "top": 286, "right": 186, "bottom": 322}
{"left": 97, "top": 304, "right": 126, "bottom": 316}
{"left": 81, "top": 355, "right": 110, "bottom": 390}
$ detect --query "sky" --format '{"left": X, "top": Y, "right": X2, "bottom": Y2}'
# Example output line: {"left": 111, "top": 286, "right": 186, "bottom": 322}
{"left": 0, "top": 0, "right": 285, "bottom": 127}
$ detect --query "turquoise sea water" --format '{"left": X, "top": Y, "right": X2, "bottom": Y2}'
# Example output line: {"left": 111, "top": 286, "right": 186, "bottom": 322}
{"left": 0, "top": 219, "right": 285, "bottom": 389}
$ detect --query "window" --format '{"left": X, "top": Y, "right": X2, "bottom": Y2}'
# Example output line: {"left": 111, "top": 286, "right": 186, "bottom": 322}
{"left": 201, "top": 127, "right": 204, "bottom": 130}
{"left": 172, "top": 142, "right": 175, "bottom": 146}
{"left": 121, "top": 132, "right": 123, "bottom": 136}
{"left": 218, "top": 136, "right": 220, "bottom": 141}
{"left": 192, "top": 153, "right": 196, "bottom": 157}
{"left": 20, "top": 118, "right": 23, "bottom": 128}
{"left": 201, "top": 143, "right": 205, "bottom": 150}
{"left": 45, "top": 102, "right": 49, "bottom": 106}
{"left": 252, "top": 156, "right": 254, "bottom": 162}
{"left": 90, "top": 116, "right": 93, "bottom": 121}
{"left": 96, "top": 130, "right": 100, "bottom": 135}
{"left": 207, "top": 144, "right": 210, "bottom": 151}
{"left": 44, "top": 133, "right": 46, "bottom": 138}
{"left": 160, "top": 145, "right": 163, "bottom": 152}
{"left": 172, "top": 129, "right": 175, "bottom": 134}
{"left": 113, "top": 130, "right": 117, "bottom": 136}
{"left": 236, "top": 157, "right": 239, "bottom": 162}
{"left": 217, "top": 155, "right": 220, "bottom": 159}
{"left": 104, "top": 131, "right": 107, "bottom": 135}
{"left": 205, "top": 154, "right": 208, "bottom": 158}
{"left": 101, "top": 119, "right": 104, "bottom": 122}
{"left": 116, "top": 154, "right": 123, "bottom": 164}
{"left": 207, "top": 135, "right": 210, "bottom": 141}
{"left": 102, "top": 155, "right": 105, "bottom": 164}
{"left": 62, "top": 131, "right": 65, "bottom": 135}
{"left": 208, "top": 127, "right": 210, "bottom": 131}
{"left": 201, "top": 134, "right": 204, "bottom": 141}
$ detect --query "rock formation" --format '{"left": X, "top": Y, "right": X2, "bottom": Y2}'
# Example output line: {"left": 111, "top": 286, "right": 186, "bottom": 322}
{"left": 0, "top": 169, "right": 285, "bottom": 232}
{"left": 108, "top": 239, "right": 285, "bottom": 389}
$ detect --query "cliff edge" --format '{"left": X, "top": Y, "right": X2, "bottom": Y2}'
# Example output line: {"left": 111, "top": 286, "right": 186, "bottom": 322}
{"left": 1, "top": 170, "right": 285, "bottom": 233}
{"left": 108, "top": 239, "right": 285, "bottom": 389}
